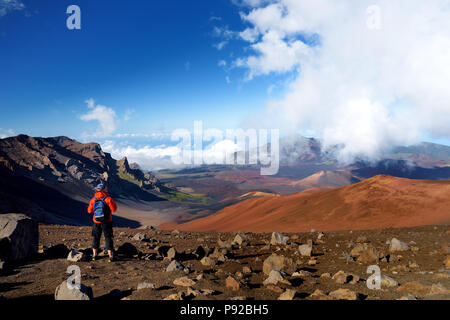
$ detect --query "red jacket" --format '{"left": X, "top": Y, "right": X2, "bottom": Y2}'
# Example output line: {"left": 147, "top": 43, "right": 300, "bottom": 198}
{"left": 87, "top": 192, "right": 118, "bottom": 224}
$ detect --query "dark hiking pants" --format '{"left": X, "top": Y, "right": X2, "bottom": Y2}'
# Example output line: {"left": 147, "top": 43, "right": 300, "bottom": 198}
{"left": 92, "top": 222, "right": 114, "bottom": 251}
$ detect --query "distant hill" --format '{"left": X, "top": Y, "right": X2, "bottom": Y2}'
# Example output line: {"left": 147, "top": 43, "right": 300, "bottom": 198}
{"left": 291, "top": 170, "right": 360, "bottom": 189}
{"left": 392, "top": 142, "right": 450, "bottom": 160}
{"left": 164, "top": 175, "right": 450, "bottom": 232}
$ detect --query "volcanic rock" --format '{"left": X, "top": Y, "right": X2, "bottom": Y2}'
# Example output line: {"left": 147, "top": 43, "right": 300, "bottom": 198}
{"left": 132, "top": 233, "right": 149, "bottom": 242}
{"left": 0, "top": 214, "right": 38, "bottom": 263}
{"left": 55, "top": 280, "right": 93, "bottom": 300}
{"left": 200, "top": 256, "right": 216, "bottom": 268}
{"left": 263, "top": 254, "right": 289, "bottom": 275}
{"left": 444, "top": 256, "right": 450, "bottom": 268}
{"left": 328, "top": 288, "right": 358, "bottom": 300}
{"left": 397, "top": 281, "right": 430, "bottom": 295}
{"left": 429, "top": 283, "right": 450, "bottom": 295}
{"left": 332, "top": 270, "right": 351, "bottom": 284}
{"left": 67, "top": 250, "right": 84, "bottom": 262}
{"left": 45, "top": 244, "right": 69, "bottom": 259}
{"left": 270, "top": 232, "right": 289, "bottom": 245}
{"left": 263, "top": 270, "right": 290, "bottom": 286}
{"left": 233, "top": 233, "right": 248, "bottom": 246}
{"left": 117, "top": 242, "right": 139, "bottom": 257}
{"left": 278, "top": 289, "right": 296, "bottom": 300}
{"left": 389, "top": 238, "right": 410, "bottom": 252}
{"left": 137, "top": 282, "right": 156, "bottom": 290}
{"left": 166, "top": 260, "right": 185, "bottom": 272}
{"left": 226, "top": 276, "right": 241, "bottom": 291}
{"left": 298, "top": 244, "right": 312, "bottom": 257}
{"left": 309, "top": 289, "right": 330, "bottom": 300}
{"left": 173, "top": 276, "right": 195, "bottom": 287}
{"left": 380, "top": 275, "right": 398, "bottom": 288}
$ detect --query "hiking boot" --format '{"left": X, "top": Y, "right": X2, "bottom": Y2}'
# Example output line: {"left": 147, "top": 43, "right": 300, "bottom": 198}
{"left": 92, "top": 256, "right": 97, "bottom": 261}
{"left": 108, "top": 256, "right": 115, "bottom": 263}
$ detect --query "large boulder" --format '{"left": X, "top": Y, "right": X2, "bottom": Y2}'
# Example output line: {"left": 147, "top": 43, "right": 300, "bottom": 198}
{"left": 0, "top": 214, "right": 38, "bottom": 264}
{"left": 54, "top": 280, "right": 93, "bottom": 300}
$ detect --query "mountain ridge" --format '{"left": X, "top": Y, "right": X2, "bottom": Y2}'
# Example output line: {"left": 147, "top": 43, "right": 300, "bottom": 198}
{"left": 0, "top": 134, "right": 170, "bottom": 225}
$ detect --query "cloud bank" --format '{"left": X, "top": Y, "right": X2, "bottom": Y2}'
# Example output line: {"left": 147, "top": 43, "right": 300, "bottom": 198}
{"left": 102, "top": 139, "right": 241, "bottom": 172}
{"left": 233, "top": 0, "right": 450, "bottom": 162}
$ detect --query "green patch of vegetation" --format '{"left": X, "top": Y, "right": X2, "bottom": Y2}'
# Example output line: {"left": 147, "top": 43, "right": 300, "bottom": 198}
{"left": 160, "top": 190, "right": 211, "bottom": 204}
{"left": 156, "top": 172, "right": 215, "bottom": 179}
{"left": 117, "top": 170, "right": 142, "bottom": 187}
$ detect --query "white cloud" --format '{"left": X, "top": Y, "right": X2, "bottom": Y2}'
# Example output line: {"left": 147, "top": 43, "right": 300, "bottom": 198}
{"left": 239, "top": 27, "right": 259, "bottom": 42}
{"left": 0, "top": 0, "right": 25, "bottom": 17}
{"left": 123, "top": 108, "right": 134, "bottom": 121}
{"left": 201, "top": 139, "right": 240, "bottom": 164}
{"left": 236, "top": 29, "right": 310, "bottom": 80}
{"left": 102, "top": 140, "right": 184, "bottom": 171}
{"left": 213, "top": 26, "right": 235, "bottom": 39}
{"left": 102, "top": 139, "right": 242, "bottom": 171}
{"left": 218, "top": 60, "right": 227, "bottom": 67}
{"left": 0, "top": 128, "right": 15, "bottom": 139}
{"left": 233, "top": 0, "right": 450, "bottom": 162}
{"left": 212, "top": 26, "right": 237, "bottom": 51}
{"left": 213, "top": 41, "right": 228, "bottom": 51}
{"left": 80, "top": 98, "right": 117, "bottom": 139}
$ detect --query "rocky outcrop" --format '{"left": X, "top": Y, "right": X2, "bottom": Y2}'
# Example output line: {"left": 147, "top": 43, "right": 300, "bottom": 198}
{"left": 0, "top": 214, "right": 38, "bottom": 265}
{"left": 0, "top": 135, "right": 165, "bottom": 195}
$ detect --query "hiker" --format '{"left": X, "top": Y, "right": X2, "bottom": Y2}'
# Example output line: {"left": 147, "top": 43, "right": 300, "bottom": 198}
{"left": 87, "top": 183, "right": 118, "bottom": 262}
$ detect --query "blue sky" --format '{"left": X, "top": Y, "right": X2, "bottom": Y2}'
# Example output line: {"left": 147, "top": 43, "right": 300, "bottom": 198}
{"left": 0, "top": 0, "right": 283, "bottom": 140}
{"left": 1, "top": 0, "right": 449, "bottom": 169}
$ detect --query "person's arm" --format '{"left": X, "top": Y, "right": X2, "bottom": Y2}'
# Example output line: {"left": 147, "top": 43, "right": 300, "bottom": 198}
{"left": 106, "top": 196, "right": 118, "bottom": 213}
{"left": 87, "top": 198, "right": 94, "bottom": 214}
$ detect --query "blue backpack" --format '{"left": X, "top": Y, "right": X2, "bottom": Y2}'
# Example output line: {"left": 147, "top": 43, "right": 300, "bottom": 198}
{"left": 93, "top": 196, "right": 110, "bottom": 222}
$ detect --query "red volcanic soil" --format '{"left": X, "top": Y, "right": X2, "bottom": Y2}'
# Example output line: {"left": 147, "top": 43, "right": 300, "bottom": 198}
{"left": 161, "top": 175, "right": 450, "bottom": 233}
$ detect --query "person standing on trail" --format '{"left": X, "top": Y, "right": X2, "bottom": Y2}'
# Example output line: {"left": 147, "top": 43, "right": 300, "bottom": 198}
{"left": 87, "top": 183, "right": 118, "bottom": 262}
